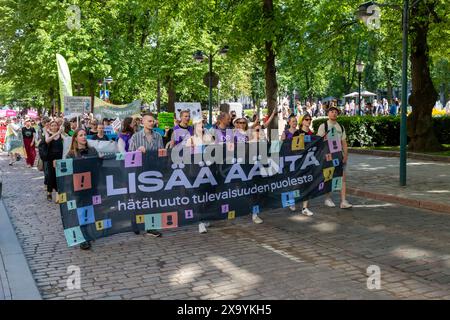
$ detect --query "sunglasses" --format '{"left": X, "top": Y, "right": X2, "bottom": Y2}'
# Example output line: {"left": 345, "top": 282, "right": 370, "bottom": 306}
{"left": 236, "top": 121, "right": 246, "bottom": 124}
{"left": 303, "top": 118, "right": 312, "bottom": 121}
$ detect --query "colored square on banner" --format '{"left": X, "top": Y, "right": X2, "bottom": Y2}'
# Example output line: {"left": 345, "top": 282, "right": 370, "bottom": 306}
{"left": 325, "top": 153, "right": 333, "bottom": 162}
{"left": 103, "top": 219, "right": 112, "bottom": 229}
{"left": 92, "top": 195, "right": 101, "bottom": 205}
{"left": 95, "top": 220, "right": 104, "bottom": 231}
{"left": 115, "top": 152, "right": 125, "bottom": 161}
{"left": 281, "top": 192, "right": 295, "bottom": 208}
{"left": 292, "top": 135, "right": 305, "bottom": 151}
{"left": 64, "top": 227, "right": 86, "bottom": 247}
{"left": 332, "top": 177, "right": 343, "bottom": 191}
{"left": 73, "top": 172, "right": 92, "bottom": 192}
{"left": 328, "top": 138, "right": 342, "bottom": 153}
{"left": 270, "top": 141, "right": 282, "bottom": 154}
{"left": 294, "top": 190, "right": 300, "bottom": 198}
{"left": 221, "top": 204, "right": 229, "bottom": 213}
{"left": 228, "top": 211, "right": 235, "bottom": 220}
{"left": 124, "top": 151, "right": 142, "bottom": 168}
{"left": 56, "top": 159, "right": 73, "bottom": 177}
{"left": 304, "top": 135, "right": 312, "bottom": 143}
{"left": 318, "top": 181, "right": 325, "bottom": 191}
{"left": 158, "top": 149, "right": 167, "bottom": 157}
{"left": 328, "top": 127, "right": 337, "bottom": 138}
{"left": 136, "top": 215, "right": 145, "bottom": 224}
{"left": 332, "top": 158, "right": 340, "bottom": 167}
{"left": 252, "top": 205, "right": 260, "bottom": 215}
{"left": 144, "top": 214, "right": 162, "bottom": 230}
{"left": 67, "top": 200, "right": 77, "bottom": 211}
{"left": 185, "top": 209, "right": 194, "bottom": 219}
{"left": 58, "top": 193, "right": 67, "bottom": 203}
{"left": 323, "top": 167, "right": 335, "bottom": 182}
{"left": 76, "top": 205, "right": 95, "bottom": 226}
{"left": 161, "top": 212, "right": 178, "bottom": 229}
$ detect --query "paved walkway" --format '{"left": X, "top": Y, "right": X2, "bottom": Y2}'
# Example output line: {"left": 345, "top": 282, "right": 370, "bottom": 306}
{"left": 0, "top": 153, "right": 449, "bottom": 300}
{"left": 347, "top": 154, "right": 450, "bottom": 212}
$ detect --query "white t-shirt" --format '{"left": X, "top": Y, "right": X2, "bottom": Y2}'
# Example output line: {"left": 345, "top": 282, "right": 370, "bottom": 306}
{"left": 317, "top": 120, "right": 346, "bottom": 141}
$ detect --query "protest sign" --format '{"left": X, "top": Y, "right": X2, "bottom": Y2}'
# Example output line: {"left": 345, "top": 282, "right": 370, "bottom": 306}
{"left": 93, "top": 97, "right": 141, "bottom": 120}
{"left": 64, "top": 96, "right": 91, "bottom": 118}
{"left": 56, "top": 136, "right": 343, "bottom": 247}
{"left": 111, "top": 118, "right": 121, "bottom": 131}
{"left": 157, "top": 112, "right": 175, "bottom": 129}
{"left": 27, "top": 110, "right": 38, "bottom": 118}
{"left": 174, "top": 103, "right": 202, "bottom": 122}
{"left": 0, "top": 124, "right": 7, "bottom": 144}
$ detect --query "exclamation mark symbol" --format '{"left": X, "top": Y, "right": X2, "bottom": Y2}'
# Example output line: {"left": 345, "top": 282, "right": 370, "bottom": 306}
{"left": 151, "top": 216, "right": 155, "bottom": 228}
{"left": 131, "top": 153, "right": 136, "bottom": 165}
{"left": 80, "top": 175, "right": 85, "bottom": 189}
{"left": 72, "top": 230, "right": 77, "bottom": 243}
{"left": 84, "top": 209, "right": 88, "bottom": 223}
{"left": 333, "top": 140, "right": 337, "bottom": 150}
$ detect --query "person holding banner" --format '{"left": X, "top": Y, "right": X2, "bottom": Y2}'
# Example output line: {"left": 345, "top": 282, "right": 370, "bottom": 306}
{"left": 118, "top": 117, "right": 134, "bottom": 153}
{"left": 213, "top": 112, "right": 233, "bottom": 143}
{"left": 22, "top": 119, "right": 37, "bottom": 168}
{"left": 281, "top": 115, "right": 301, "bottom": 212}
{"left": 296, "top": 114, "right": 315, "bottom": 216}
{"left": 170, "top": 110, "right": 194, "bottom": 147}
{"left": 66, "top": 129, "right": 99, "bottom": 250}
{"left": 317, "top": 106, "right": 352, "bottom": 209}
{"left": 45, "top": 121, "right": 64, "bottom": 202}
{"left": 128, "top": 113, "right": 164, "bottom": 238}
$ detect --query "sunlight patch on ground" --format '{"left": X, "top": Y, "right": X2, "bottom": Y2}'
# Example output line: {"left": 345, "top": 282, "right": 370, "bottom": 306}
{"left": 169, "top": 263, "right": 204, "bottom": 285}
{"left": 287, "top": 215, "right": 313, "bottom": 223}
{"left": 311, "top": 222, "right": 339, "bottom": 233}
{"left": 391, "top": 246, "right": 433, "bottom": 260}
{"left": 352, "top": 203, "right": 394, "bottom": 208}
{"left": 426, "top": 190, "right": 450, "bottom": 194}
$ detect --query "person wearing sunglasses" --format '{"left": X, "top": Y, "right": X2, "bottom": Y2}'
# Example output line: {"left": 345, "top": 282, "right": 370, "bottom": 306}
{"left": 233, "top": 118, "right": 249, "bottom": 143}
{"left": 297, "top": 114, "right": 314, "bottom": 216}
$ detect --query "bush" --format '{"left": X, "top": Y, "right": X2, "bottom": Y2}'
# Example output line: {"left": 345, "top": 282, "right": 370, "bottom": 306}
{"left": 312, "top": 115, "right": 450, "bottom": 147}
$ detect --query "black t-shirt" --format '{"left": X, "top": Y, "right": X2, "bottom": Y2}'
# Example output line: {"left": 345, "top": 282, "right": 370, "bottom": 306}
{"left": 91, "top": 134, "right": 109, "bottom": 141}
{"left": 22, "top": 127, "right": 36, "bottom": 139}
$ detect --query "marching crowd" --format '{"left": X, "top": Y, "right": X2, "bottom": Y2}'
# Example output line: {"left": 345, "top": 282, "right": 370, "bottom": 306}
{"left": 3, "top": 105, "right": 352, "bottom": 250}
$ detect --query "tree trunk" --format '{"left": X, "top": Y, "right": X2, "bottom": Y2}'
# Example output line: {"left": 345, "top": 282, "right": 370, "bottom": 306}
{"left": 89, "top": 73, "right": 95, "bottom": 113}
{"left": 156, "top": 78, "right": 161, "bottom": 113}
{"left": 263, "top": 0, "right": 278, "bottom": 136}
{"left": 166, "top": 76, "right": 176, "bottom": 113}
{"left": 407, "top": 2, "right": 442, "bottom": 152}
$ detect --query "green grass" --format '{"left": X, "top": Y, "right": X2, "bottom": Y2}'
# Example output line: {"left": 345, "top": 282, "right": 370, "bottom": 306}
{"left": 352, "top": 145, "right": 450, "bottom": 157}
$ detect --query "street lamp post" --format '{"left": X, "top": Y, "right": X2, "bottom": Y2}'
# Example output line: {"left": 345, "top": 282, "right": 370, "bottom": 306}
{"left": 193, "top": 46, "right": 229, "bottom": 125}
{"left": 357, "top": 0, "right": 417, "bottom": 186}
{"left": 356, "top": 61, "right": 365, "bottom": 116}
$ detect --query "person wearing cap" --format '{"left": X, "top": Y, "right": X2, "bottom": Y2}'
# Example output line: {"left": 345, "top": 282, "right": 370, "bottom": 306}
{"left": 317, "top": 106, "right": 352, "bottom": 209}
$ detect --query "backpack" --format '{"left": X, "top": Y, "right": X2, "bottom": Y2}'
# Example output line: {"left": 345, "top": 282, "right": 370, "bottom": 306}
{"left": 38, "top": 140, "right": 49, "bottom": 161}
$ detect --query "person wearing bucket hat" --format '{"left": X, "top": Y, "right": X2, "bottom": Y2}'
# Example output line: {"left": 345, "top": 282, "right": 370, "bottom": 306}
{"left": 317, "top": 105, "right": 352, "bottom": 209}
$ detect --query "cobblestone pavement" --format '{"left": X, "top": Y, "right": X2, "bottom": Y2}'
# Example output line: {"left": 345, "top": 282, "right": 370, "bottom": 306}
{"left": 1, "top": 154, "right": 449, "bottom": 300}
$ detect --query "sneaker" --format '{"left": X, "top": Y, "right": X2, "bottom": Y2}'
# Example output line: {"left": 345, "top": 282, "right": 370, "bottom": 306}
{"left": 145, "top": 230, "right": 162, "bottom": 238}
{"left": 199, "top": 222, "right": 207, "bottom": 234}
{"left": 324, "top": 198, "right": 336, "bottom": 207}
{"left": 302, "top": 208, "right": 314, "bottom": 216}
{"left": 47, "top": 193, "right": 52, "bottom": 202}
{"left": 289, "top": 205, "right": 296, "bottom": 212}
{"left": 80, "top": 241, "right": 91, "bottom": 250}
{"left": 340, "top": 200, "right": 353, "bottom": 209}
{"left": 252, "top": 215, "right": 263, "bottom": 224}
{"left": 16, "top": 155, "right": 21, "bottom": 161}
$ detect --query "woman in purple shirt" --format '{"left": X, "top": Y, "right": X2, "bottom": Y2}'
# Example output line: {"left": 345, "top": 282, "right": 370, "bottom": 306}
{"left": 118, "top": 117, "right": 134, "bottom": 153}
{"left": 233, "top": 118, "right": 249, "bottom": 143}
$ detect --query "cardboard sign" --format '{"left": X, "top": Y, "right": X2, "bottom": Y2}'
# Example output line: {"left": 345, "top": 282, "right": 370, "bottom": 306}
{"left": 174, "top": 103, "right": 202, "bottom": 122}
{"left": 64, "top": 96, "right": 91, "bottom": 117}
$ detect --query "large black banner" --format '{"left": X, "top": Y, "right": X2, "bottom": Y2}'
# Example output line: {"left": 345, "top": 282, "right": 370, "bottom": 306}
{"left": 56, "top": 135, "right": 344, "bottom": 247}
